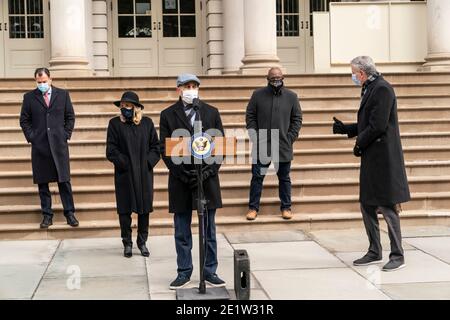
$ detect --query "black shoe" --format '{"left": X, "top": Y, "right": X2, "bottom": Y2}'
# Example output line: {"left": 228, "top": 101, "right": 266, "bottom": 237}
{"left": 40, "top": 215, "right": 53, "bottom": 229}
{"left": 124, "top": 245, "right": 133, "bottom": 258}
{"left": 169, "top": 275, "right": 191, "bottom": 290}
{"left": 138, "top": 244, "right": 150, "bottom": 257}
{"left": 382, "top": 259, "right": 406, "bottom": 272}
{"left": 205, "top": 274, "right": 226, "bottom": 287}
{"left": 66, "top": 215, "right": 79, "bottom": 227}
{"left": 353, "top": 254, "right": 383, "bottom": 266}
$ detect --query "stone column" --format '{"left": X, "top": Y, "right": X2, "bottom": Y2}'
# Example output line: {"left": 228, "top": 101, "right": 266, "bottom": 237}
{"left": 49, "top": 0, "right": 93, "bottom": 76}
{"left": 240, "top": 0, "right": 282, "bottom": 75}
{"left": 222, "top": 0, "right": 245, "bottom": 74}
{"left": 421, "top": 0, "right": 450, "bottom": 71}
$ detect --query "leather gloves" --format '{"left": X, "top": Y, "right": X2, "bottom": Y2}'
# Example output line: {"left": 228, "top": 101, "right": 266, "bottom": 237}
{"left": 177, "top": 171, "right": 190, "bottom": 185}
{"left": 201, "top": 164, "right": 216, "bottom": 180}
{"left": 333, "top": 117, "right": 361, "bottom": 157}
{"left": 184, "top": 165, "right": 217, "bottom": 190}
{"left": 333, "top": 117, "right": 348, "bottom": 134}
{"left": 185, "top": 170, "right": 198, "bottom": 190}
{"left": 353, "top": 143, "right": 362, "bottom": 157}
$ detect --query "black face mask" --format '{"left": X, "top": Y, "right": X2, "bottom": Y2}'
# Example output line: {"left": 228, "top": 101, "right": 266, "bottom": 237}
{"left": 120, "top": 107, "right": 134, "bottom": 123}
{"left": 268, "top": 79, "right": 284, "bottom": 94}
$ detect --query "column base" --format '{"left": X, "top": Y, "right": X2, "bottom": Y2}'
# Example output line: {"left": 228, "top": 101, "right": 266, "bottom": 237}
{"left": 222, "top": 69, "right": 241, "bottom": 75}
{"left": 239, "top": 55, "right": 284, "bottom": 75}
{"left": 418, "top": 53, "right": 450, "bottom": 72}
{"left": 49, "top": 57, "right": 93, "bottom": 77}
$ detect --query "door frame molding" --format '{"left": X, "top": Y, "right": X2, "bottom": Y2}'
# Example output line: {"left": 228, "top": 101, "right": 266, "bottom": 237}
{"left": 107, "top": 0, "right": 114, "bottom": 76}
{"left": 0, "top": 2, "right": 5, "bottom": 77}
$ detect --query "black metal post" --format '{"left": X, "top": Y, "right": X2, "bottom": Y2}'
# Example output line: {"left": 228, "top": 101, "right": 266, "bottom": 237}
{"left": 196, "top": 162, "right": 206, "bottom": 294}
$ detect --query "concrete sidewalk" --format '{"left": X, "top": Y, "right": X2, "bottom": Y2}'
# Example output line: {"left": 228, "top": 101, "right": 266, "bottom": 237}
{"left": 1, "top": 225, "right": 449, "bottom": 300}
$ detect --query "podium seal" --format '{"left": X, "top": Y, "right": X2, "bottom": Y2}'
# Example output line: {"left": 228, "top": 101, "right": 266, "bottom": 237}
{"left": 191, "top": 132, "right": 214, "bottom": 160}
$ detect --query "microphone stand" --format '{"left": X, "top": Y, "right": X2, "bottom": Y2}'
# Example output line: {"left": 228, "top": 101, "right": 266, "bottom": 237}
{"left": 193, "top": 102, "right": 207, "bottom": 294}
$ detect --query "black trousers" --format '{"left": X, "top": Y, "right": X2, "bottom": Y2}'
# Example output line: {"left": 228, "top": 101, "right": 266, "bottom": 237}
{"left": 361, "top": 203, "right": 404, "bottom": 262}
{"left": 119, "top": 213, "right": 149, "bottom": 247}
{"left": 38, "top": 182, "right": 75, "bottom": 217}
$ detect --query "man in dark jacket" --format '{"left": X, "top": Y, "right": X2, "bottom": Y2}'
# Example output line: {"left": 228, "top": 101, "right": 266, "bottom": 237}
{"left": 160, "top": 73, "right": 226, "bottom": 290}
{"left": 19, "top": 67, "right": 78, "bottom": 228}
{"left": 245, "top": 67, "right": 302, "bottom": 221}
{"left": 333, "top": 56, "right": 410, "bottom": 272}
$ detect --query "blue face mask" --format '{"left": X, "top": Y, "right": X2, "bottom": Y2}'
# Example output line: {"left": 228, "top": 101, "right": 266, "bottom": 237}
{"left": 120, "top": 107, "right": 134, "bottom": 122}
{"left": 37, "top": 82, "right": 50, "bottom": 93}
{"left": 351, "top": 74, "right": 361, "bottom": 86}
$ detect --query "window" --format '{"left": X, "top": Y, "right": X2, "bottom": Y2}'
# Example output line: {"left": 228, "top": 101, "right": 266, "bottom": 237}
{"left": 118, "top": 0, "right": 152, "bottom": 38}
{"left": 162, "top": 0, "right": 196, "bottom": 37}
{"left": 276, "top": 0, "right": 299, "bottom": 37}
{"left": 9, "top": 0, "right": 44, "bottom": 39}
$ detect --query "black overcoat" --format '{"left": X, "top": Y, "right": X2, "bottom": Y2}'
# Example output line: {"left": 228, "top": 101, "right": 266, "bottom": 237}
{"left": 347, "top": 76, "right": 411, "bottom": 206}
{"left": 246, "top": 86, "right": 302, "bottom": 162}
{"left": 19, "top": 86, "right": 75, "bottom": 184}
{"left": 159, "top": 100, "right": 224, "bottom": 213}
{"left": 106, "top": 116, "right": 160, "bottom": 215}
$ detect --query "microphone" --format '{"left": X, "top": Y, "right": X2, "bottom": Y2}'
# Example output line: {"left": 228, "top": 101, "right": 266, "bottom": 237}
{"left": 192, "top": 97, "right": 200, "bottom": 111}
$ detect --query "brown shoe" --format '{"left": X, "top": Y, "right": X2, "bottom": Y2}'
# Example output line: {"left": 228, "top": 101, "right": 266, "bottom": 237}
{"left": 246, "top": 209, "right": 258, "bottom": 221}
{"left": 281, "top": 209, "right": 293, "bottom": 220}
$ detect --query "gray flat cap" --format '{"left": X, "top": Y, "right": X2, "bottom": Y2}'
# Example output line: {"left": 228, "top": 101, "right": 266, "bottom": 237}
{"left": 176, "top": 73, "right": 201, "bottom": 87}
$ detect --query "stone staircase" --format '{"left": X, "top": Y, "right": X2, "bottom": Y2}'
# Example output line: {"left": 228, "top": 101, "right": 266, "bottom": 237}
{"left": 1, "top": 73, "right": 450, "bottom": 239}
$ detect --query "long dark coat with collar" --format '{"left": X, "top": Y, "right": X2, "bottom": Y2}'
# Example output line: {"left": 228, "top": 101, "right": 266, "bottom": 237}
{"left": 19, "top": 86, "right": 75, "bottom": 184}
{"left": 246, "top": 86, "right": 302, "bottom": 163}
{"left": 347, "top": 76, "right": 411, "bottom": 206}
{"left": 106, "top": 116, "right": 160, "bottom": 215}
{"left": 159, "top": 99, "right": 224, "bottom": 214}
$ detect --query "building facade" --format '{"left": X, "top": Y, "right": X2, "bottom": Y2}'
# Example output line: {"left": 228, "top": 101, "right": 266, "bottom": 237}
{"left": 0, "top": 0, "right": 448, "bottom": 77}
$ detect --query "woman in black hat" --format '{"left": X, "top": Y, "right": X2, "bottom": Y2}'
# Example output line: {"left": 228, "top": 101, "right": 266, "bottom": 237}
{"left": 106, "top": 91, "right": 160, "bottom": 258}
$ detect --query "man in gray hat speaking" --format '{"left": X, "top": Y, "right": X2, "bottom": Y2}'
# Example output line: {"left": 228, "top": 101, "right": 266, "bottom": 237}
{"left": 159, "top": 73, "right": 226, "bottom": 290}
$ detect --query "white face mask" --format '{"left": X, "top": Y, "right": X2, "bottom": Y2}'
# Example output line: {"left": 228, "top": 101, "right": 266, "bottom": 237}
{"left": 181, "top": 89, "right": 199, "bottom": 104}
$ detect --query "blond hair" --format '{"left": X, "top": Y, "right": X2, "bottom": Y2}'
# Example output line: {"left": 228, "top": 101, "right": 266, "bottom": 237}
{"left": 120, "top": 105, "right": 143, "bottom": 125}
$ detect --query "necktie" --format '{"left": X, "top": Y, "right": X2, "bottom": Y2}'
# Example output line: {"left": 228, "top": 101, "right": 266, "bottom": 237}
{"left": 44, "top": 92, "right": 50, "bottom": 107}
{"left": 184, "top": 104, "right": 196, "bottom": 127}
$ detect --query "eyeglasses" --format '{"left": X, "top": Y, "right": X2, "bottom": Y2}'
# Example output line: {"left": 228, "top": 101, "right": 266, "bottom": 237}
{"left": 267, "top": 77, "right": 284, "bottom": 81}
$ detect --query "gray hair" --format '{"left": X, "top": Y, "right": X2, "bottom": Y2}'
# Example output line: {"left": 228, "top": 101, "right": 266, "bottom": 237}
{"left": 350, "top": 56, "right": 378, "bottom": 76}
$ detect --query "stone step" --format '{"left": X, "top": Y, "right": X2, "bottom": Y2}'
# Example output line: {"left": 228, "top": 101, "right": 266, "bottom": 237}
{"left": 3, "top": 94, "right": 450, "bottom": 114}
{"left": 2, "top": 82, "right": 450, "bottom": 101}
{"left": 1, "top": 192, "right": 450, "bottom": 226}
{"left": 4, "top": 118, "right": 450, "bottom": 145}
{"left": 0, "top": 155, "right": 107, "bottom": 171}
{"left": 3, "top": 104, "right": 450, "bottom": 127}
{"left": 2, "top": 124, "right": 450, "bottom": 151}
{"left": 1, "top": 175, "right": 449, "bottom": 207}
{"left": 1, "top": 145, "right": 450, "bottom": 167}
{"left": 3, "top": 72, "right": 450, "bottom": 89}
{"left": 1, "top": 209, "right": 447, "bottom": 240}
{"left": 2, "top": 160, "right": 450, "bottom": 188}
{"left": 300, "top": 105, "right": 450, "bottom": 122}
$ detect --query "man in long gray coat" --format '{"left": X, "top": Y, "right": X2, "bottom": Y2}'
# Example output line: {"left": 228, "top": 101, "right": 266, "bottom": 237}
{"left": 333, "top": 56, "right": 410, "bottom": 272}
{"left": 20, "top": 68, "right": 78, "bottom": 229}
{"left": 245, "top": 67, "right": 302, "bottom": 220}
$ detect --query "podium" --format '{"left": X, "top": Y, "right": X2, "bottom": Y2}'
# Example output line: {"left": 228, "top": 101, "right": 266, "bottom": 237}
{"left": 165, "top": 135, "right": 237, "bottom": 300}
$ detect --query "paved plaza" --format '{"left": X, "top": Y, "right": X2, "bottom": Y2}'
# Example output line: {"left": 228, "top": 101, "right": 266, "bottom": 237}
{"left": 1, "top": 225, "right": 449, "bottom": 300}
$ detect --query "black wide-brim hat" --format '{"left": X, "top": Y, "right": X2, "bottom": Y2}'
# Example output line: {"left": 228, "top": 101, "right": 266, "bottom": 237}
{"left": 114, "top": 91, "right": 144, "bottom": 109}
